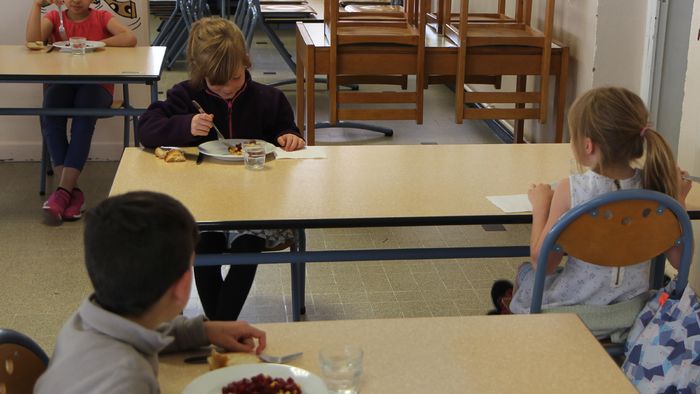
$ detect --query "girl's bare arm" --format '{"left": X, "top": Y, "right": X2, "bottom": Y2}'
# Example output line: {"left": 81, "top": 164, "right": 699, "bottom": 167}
{"left": 26, "top": 0, "right": 56, "bottom": 42}
{"left": 102, "top": 17, "right": 137, "bottom": 47}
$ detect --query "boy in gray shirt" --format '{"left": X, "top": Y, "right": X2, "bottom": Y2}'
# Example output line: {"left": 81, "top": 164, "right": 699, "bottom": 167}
{"left": 35, "top": 191, "right": 267, "bottom": 393}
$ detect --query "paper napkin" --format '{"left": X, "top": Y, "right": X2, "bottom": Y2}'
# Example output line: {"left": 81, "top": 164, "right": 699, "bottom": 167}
{"left": 274, "top": 146, "right": 327, "bottom": 159}
{"left": 486, "top": 194, "right": 532, "bottom": 213}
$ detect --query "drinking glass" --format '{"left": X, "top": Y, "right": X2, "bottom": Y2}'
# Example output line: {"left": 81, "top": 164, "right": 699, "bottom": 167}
{"left": 69, "top": 37, "right": 87, "bottom": 56}
{"left": 319, "top": 345, "right": 363, "bottom": 394}
{"left": 243, "top": 144, "right": 266, "bottom": 170}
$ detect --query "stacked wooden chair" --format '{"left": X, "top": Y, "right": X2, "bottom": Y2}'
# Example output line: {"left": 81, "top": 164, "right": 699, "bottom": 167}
{"left": 444, "top": 0, "right": 555, "bottom": 137}
{"left": 323, "top": 0, "right": 427, "bottom": 124}
{"left": 430, "top": 0, "right": 526, "bottom": 33}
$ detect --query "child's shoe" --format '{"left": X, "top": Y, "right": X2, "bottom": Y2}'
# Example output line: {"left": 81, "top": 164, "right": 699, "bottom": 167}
{"left": 42, "top": 187, "right": 71, "bottom": 224}
{"left": 63, "top": 188, "right": 85, "bottom": 221}
{"left": 489, "top": 280, "right": 514, "bottom": 315}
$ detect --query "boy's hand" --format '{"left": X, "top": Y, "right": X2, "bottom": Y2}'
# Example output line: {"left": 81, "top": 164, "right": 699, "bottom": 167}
{"left": 528, "top": 183, "right": 554, "bottom": 211}
{"left": 277, "top": 133, "right": 305, "bottom": 152}
{"left": 191, "top": 113, "right": 214, "bottom": 137}
{"left": 203, "top": 321, "right": 267, "bottom": 354}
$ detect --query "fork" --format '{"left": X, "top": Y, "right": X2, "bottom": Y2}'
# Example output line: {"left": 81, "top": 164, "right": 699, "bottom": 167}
{"left": 191, "top": 100, "right": 232, "bottom": 148}
{"left": 258, "top": 352, "right": 303, "bottom": 364}
{"left": 57, "top": 2, "right": 68, "bottom": 41}
{"left": 183, "top": 351, "right": 303, "bottom": 365}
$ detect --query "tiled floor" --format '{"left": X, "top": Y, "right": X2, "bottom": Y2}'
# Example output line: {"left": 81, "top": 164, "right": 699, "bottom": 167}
{"left": 0, "top": 22, "right": 530, "bottom": 353}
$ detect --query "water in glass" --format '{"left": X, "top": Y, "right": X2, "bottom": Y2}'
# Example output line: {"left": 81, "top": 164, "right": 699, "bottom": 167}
{"left": 319, "top": 345, "right": 363, "bottom": 394}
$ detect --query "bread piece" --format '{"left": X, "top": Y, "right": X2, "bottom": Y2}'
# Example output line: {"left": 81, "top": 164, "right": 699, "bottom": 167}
{"left": 154, "top": 147, "right": 168, "bottom": 159}
{"left": 26, "top": 41, "right": 45, "bottom": 50}
{"left": 164, "top": 149, "right": 186, "bottom": 163}
{"left": 207, "top": 349, "right": 260, "bottom": 371}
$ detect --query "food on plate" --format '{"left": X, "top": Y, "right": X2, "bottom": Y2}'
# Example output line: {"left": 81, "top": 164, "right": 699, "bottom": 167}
{"left": 221, "top": 373, "right": 302, "bottom": 394}
{"left": 26, "top": 41, "right": 45, "bottom": 50}
{"left": 154, "top": 147, "right": 186, "bottom": 162}
{"left": 227, "top": 143, "right": 243, "bottom": 155}
{"left": 207, "top": 349, "right": 260, "bottom": 371}
{"left": 227, "top": 140, "right": 259, "bottom": 156}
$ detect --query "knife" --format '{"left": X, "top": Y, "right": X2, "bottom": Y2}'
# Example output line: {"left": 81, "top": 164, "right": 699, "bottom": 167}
{"left": 683, "top": 175, "right": 700, "bottom": 183}
{"left": 191, "top": 100, "right": 232, "bottom": 148}
{"left": 184, "top": 354, "right": 209, "bottom": 364}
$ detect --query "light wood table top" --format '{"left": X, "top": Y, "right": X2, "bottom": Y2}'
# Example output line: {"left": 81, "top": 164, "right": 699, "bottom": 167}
{"left": 0, "top": 45, "right": 165, "bottom": 82}
{"left": 110, "top": 144, "right": 700, "bottom": 226}
{"left": 159, "top": 314, "right": 637, "bottom": 393}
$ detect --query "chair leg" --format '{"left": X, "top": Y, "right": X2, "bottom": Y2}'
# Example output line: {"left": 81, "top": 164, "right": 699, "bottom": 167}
{"left": 290, "top": 229, "right": 307, "bottom": 321}
{"left": 39, "top": 138, "right": 49, "bottom": 196}
{"left": 133, "top": 116, "right": 140, "bottom": 147}
{"left": 39, "top": 120, "right": 53, "bottom": 196}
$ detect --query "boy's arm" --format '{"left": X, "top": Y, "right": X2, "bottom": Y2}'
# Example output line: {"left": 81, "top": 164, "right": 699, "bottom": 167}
{"left": 157, "top": 315, "right": 209, "bottom": 354}
{"left": 138, "top": 85, "right": 201, "bottom": 148}
{"left": 157, "top": 317, "right": 267, "bottom": 355}
{"left": 102, "top": 17, "right": 137, "bottom": 47}
{"left": 529, "top": 178, "right": 570, "bottom": 274}
{"left": 26, "top": 1, "right": 55, "bottom": 42}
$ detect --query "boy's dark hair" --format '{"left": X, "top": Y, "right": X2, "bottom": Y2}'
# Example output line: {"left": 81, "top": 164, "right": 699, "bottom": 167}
{"left": 84, "top": 192, "right": 199, "bottom": 316}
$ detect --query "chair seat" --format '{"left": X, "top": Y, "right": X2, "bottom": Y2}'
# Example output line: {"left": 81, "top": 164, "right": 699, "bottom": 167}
{"left": 336, "top": 24, "right": 420, "bottom": 45}
{"left": 344, "top": 4, "right": 404, "bottom": 13}
{"left": 543, "top": 291, "right": 651, "bottom": 342}
{"left": 427, "top": 12, "right": 517, "bottom": 24}
{"left": 446, "top": 23, "right": 545, "bottom": 47}
{"left": 339, "top": 0, "right": 391, "bottom": 5}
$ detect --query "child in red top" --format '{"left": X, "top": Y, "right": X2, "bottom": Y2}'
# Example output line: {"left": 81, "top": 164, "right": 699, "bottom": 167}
{"left": 26, "top": 0, "right": 136, "bottom": 224}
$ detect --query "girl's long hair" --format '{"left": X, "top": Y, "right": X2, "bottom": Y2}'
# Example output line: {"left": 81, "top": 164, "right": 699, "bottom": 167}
{"left": 567, "top": 87, "right": 678, "bottom": 197}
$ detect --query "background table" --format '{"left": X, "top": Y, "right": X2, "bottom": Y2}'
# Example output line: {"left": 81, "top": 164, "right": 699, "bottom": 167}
{"left": 295, "top": 23, "right": 569, "bottom": 145}
{"left": 0, "top": 45, "right": 165, "bottom": 145}
{"left": 159, "top": 314, "right": 638, "bottom": 393}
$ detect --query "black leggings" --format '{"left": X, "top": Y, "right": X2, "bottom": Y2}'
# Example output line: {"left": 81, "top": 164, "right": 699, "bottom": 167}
{"left": 194, "top": 232, "right": 264, "bottom": 321}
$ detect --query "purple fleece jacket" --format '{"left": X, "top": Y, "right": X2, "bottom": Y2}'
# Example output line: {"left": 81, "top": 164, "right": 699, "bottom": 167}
{"left": 137, "top": 71, "right": 302, "bottom": 148}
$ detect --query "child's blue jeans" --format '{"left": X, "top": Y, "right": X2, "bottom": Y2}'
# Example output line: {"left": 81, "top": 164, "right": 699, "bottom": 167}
{"left": 42, "top": 84, "right": 112, "bottom": 171}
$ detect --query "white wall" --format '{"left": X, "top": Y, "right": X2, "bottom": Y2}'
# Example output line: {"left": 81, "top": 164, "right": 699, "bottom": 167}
{"left": 592, "top": 0, "right": 646, "bottom": 91}
{"left": 528, "top": 0, "right": 649, "bottom": 142}
{"left": 0, "top": 0, "right": 151, "bottom": 161}
{"left": 676, "top": 1, "right": 700, "bottom": 292}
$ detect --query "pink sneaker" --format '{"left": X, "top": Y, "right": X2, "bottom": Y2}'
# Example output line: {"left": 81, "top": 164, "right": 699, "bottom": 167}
{"left": 64, "top": 188, "right": 85, "bottom": 221}
{"left": 42, "top": 188, "right": 71, "bottom": 224}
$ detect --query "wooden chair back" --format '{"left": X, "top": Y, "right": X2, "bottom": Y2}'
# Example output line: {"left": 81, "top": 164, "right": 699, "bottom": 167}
{"left": 0, "top": 329, "right": 49, "bottom": 394}
{"left": 449, "top": 0, "right": 555, "bottom": 128}
{"left": 323, "top": 0, "right": 427, "bottom": 124}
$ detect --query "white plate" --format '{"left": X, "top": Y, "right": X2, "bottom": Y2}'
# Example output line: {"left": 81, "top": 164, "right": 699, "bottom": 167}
{"left": 182, "top": 363, "right": 327, "bottom": 394}
{"left": 198, "top": 139, "right": 275, "bottom": 162}
{"left": 51, "top": 40, "right": 106, "bottom": 51}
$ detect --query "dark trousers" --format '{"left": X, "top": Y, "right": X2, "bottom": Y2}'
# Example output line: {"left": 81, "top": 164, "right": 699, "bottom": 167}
{"left": 194, "top": 232, "right": 263, "bottom": 321}
{"left": 42, "top": 84, "right": 112, "bottom": 170}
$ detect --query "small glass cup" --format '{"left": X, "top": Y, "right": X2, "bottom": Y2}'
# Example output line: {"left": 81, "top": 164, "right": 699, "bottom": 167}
{"left": 319, "top": 345, "right": 363, "bottom": 394}
{"left": 69, "top": 37, "right": 87, "bottom": 56}
{"left": 243, "top": 144, "right": 266, "bottom": 170}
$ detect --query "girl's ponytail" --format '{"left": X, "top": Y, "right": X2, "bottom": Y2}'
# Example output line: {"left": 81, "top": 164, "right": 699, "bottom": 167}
{"left": 642, "top": 128, "right": 679, "bottom": 198}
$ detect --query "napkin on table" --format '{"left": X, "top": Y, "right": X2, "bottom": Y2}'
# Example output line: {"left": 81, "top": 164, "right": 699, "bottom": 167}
{"left": 486, "top": 194, "right": 532, "bottom": 213}
{"left": 274, "top": 146, "right": 327, "bottom": 159}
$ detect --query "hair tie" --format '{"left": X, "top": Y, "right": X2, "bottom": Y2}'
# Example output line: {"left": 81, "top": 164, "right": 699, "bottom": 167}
{"left": 640, "top": 126, "right": 651, "bottom": 137}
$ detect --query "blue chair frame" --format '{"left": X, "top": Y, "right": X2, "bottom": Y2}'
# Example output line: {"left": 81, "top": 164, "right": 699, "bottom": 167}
{"left": 529, "top": 189, "right": 694, "bottom": 355}
{"left": 531, "top": 189, "right": 694, "bottom": 313}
